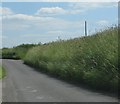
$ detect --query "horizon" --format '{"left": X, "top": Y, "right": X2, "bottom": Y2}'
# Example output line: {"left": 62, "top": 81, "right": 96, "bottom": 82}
{"left": 1, "top": 25, "right": 118, "bottom": 49}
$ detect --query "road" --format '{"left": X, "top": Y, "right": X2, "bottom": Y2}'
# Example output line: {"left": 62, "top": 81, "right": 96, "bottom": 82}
{"left": 2, "top": 59, "right": 118, "bottom": 102}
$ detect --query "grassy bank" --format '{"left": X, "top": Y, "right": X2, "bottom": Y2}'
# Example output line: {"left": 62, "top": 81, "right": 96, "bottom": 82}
{"left": 24, "top": 27, "right": 119, "bottom": 92}
{"left": 0, "top": 66, "right": 6, "bottom": 79}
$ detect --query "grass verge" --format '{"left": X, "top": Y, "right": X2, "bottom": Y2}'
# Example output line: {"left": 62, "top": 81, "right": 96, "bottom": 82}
{"left": 24, "top": 27, "right": 119, "bottom": 93}
{"left": 0, "top": 66, "right": 6, "bottom": 79}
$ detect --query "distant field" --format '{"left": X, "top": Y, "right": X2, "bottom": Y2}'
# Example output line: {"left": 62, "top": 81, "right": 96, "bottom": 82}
{"left": 0, "top": 66, "right": 5, "bottom": 79}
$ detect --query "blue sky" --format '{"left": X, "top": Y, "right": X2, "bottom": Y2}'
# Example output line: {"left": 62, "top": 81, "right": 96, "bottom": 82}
{"left": 0, "top": 2, "right": 118, "bottom": 48}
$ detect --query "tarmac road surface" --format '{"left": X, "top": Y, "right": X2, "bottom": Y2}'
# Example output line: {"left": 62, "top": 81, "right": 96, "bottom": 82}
{"left": 2, "top": 59, "right": 118, "bottom": 102}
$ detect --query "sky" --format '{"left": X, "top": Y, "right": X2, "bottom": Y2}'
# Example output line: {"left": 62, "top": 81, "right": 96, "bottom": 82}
{"left": 1, "top": 0, "right": 119, "bottom": 2}
{"left": 0, "top": 2, "right": 118, "bottom": 48}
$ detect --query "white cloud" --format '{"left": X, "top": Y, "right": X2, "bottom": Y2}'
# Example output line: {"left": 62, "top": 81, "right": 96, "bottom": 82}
{"left": 69, "top": 2, "right": 117, "bottom": 13}
{"left": 96, "top": 20, "right": 109, "bottom": 26}
{"left": 21, "top": 30, "right": 84, "bottom": 43}
{"left": 0, "top": 35, "right": 7, "bottom": 39}
{"left": 36, "top": 7, "right": 66, "bottom": 16}
{"left": 2, "top": 11, "right": 84, "bottom": 35}
{"left": 3, "top": 13, "right": 54, "bottom": 21}
{"left": 3, "top": 14, "right": 37, "bottom": 20}
{"left": 47, "top": 30, "right": 64, "bottom": 34}
{"left": 2, "top": 14, "right": 56, "bottom": 31}
{"left": 35, "top": 2, "right": 117, "bottom": 16}
{"left": 36, "top": 7, "right": 84, "bottom": 16}
{"left": 66, "top": 2, "right": 117, "bottom": 15}
{"left": 0, "top": 7, "right": 13, "bottom": 16}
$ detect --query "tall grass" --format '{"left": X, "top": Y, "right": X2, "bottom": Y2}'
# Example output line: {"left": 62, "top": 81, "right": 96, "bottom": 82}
{"left": 24, "top": 27, "right": 119, "bottom": 92}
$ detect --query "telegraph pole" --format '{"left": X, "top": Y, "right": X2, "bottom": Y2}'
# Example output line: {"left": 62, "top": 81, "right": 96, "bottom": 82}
{"left": 85, "top": 21, "right": 87, "bottom": 36}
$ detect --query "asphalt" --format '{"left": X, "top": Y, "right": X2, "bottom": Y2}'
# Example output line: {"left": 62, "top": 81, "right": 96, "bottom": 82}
{"left": 2, "top": 59, "right": 118, "bottom": 102}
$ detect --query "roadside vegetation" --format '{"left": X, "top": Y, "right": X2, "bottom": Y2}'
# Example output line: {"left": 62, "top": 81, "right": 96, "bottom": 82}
{"left": 0, "top": 66, "right": 6, "bottom": 79}
{"left": 1, "top": 44, "right": 36, "bottom": 59}
{"left": 24, "top": 27, "right": 119, "bottom": 92}
{"left": 1, "top": 26, "right": 119, "bottom": 92}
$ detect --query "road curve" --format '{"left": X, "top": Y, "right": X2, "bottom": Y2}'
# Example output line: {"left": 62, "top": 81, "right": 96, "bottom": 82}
{"left": 2, "top": 59, "right": 118, "bottom": 102}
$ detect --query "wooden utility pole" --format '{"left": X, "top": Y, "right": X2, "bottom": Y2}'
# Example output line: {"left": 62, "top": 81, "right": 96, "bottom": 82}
{"left": 85, "top": 21, "right": 87, "bottom": 36}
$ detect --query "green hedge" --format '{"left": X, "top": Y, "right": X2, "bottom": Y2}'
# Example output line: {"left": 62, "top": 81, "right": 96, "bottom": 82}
{"left": 1, "top": 44, "right": 36, "bottom": 59}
